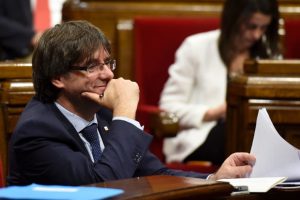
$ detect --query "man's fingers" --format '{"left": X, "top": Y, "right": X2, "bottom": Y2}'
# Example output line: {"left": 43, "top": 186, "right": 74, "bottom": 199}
{"left": 81, "top": 92, "right": 103, "bottom": 103}
{"left": 231, "top": 152, "right": 256, "bottom": 166}
{"left": 234, "top": 165, "right": 253, "bottom": 178}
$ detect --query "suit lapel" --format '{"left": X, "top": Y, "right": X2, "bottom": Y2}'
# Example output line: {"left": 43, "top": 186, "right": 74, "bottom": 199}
{"left": 96, "top": 116, "right": 110, "bottom": 145}
{"left": 48, "top": 103, "right": 91, "bottom": 157}
{"left": 96, "top": 107, "right": 113, "bottom": 145}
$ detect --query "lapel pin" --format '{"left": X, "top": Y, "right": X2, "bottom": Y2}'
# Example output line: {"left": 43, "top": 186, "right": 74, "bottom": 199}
{"left": 104, "top": 126, "right": 109, "bottom": 131}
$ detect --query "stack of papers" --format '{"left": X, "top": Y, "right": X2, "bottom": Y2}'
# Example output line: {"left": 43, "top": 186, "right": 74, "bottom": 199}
{"left": 219, "top": 108, "right": 300, "bottom": 193}
{"left": 219, "top": 177, "right": 286, "bottom": 193}
{"left": 275, "top": 181, "right": 300, "bottom": 189}
{"left": 250, "top": 108, "right": 300, "bottom": 181}
{"left": 0, "top": 184, "right": 123, "bottom": 200}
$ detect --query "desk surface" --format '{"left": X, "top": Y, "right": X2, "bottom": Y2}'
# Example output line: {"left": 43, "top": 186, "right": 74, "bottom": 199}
{"left": 91, "top": 175, "right": 300, "bottom": 200}
{"left": 91, "top": 175, "right": 233, "bottom": 200}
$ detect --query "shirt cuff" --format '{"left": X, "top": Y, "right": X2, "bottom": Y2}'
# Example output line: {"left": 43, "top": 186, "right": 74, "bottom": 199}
{"left": 206, "top": 174, "right": 214, "bottom": 180}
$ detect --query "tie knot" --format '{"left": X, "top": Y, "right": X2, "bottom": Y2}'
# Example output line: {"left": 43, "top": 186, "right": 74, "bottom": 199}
{"left": 81, "top": 123, "right": 99, "bottom": 144}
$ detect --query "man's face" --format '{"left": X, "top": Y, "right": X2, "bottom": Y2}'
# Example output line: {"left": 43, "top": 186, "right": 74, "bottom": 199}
{"left": 53, "top": 47, "right": 114, "bottom": 105}
{"left": 236, "top": 12, "right": 272, "bottom": 51}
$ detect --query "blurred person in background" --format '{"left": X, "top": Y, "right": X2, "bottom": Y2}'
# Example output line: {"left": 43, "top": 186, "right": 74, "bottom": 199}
{"left": 159, "top": 0, "right": 281, "bottom": 166}
{"left": 0, "top": 0, "right": 66, "bottom": 61}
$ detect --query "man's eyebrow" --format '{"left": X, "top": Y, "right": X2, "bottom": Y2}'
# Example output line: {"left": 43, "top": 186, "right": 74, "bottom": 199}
{"left": 84, "top": 58, "right": 98, "bottom": 65}
{"left": 84, "top": 56, "right": 112, "bottom": 65}
{"left": 104, "top": 57, "right": 112, "bottom": 62}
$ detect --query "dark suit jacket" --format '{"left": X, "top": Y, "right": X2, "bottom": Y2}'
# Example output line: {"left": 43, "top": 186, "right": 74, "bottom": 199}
{"left": 7, "top": 97, "right": 207, "bottom": 186}
{"left": 0, "top": 0, "right": 34, "bottom": 60}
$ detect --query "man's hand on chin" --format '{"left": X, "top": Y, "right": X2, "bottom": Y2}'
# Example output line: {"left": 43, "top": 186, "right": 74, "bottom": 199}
{"left": 81, "top": 78, "right": 140, "bottom": 119}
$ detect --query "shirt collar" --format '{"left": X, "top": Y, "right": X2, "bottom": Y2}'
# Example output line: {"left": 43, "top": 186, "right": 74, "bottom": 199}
{"left": 54, "top": 102, "right": 98, "bottom": 133}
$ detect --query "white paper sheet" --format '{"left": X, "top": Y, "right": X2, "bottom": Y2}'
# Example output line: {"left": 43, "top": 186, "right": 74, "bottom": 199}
{"left": 218, "top": 177, "right": 286, "bottom": 193}
{"left": 250, "top": 108, "right": 300, "bottom": 181}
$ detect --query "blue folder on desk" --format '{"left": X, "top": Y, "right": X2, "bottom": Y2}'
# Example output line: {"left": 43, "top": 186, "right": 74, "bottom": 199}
{"left": 0, "top": 184, "right": 123, "bottom": 200}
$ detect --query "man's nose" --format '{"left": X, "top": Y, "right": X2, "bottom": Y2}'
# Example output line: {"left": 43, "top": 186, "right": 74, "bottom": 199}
{"left": 98, "top": 64, "right": 114, "bottom": 79}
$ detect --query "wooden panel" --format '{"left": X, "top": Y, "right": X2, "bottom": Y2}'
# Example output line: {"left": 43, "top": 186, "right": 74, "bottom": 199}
{"left": 0, "top": 107, "right": 6, "bottom": 185}
{"left": 0, "top": 63, "right": 32, "bottom": 79}
{"left": 0, "top": 62, "right": 34, "bottom": 184}
{"left": 117, "top": 20, "right": 134, "bottom": 79}
{"left": 244, "top": 60, "right": 300, "bottom": 76}
{"left": 1, "top": 81, "right": 34, "bottom": 105}
{"left": 7, "top": 111, "right": 24, "bottom": 134}
{"left": 226, "top": 60, "right": 300, "bottom": 155}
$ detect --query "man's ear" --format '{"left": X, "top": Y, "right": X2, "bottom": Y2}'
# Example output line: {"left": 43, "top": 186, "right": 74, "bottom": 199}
{"left": 51, "top": 76, "right": 64, "bottom": 89}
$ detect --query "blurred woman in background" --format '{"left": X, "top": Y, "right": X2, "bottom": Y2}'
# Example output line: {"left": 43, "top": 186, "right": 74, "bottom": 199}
{"left": 159, "top": 0, "right": 281, "bottom": 165}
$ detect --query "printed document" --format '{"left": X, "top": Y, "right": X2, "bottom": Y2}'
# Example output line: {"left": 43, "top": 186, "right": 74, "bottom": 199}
{"left": 250, "top": 108, "right": 300, "bottom": 181}
{"left": 219, "top": 177, "right": 286, "bottom": 193}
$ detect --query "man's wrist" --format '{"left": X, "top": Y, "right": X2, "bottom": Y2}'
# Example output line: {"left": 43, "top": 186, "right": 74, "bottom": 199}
{"left": 113, "top": 104, "right": 137, "bottom": 119}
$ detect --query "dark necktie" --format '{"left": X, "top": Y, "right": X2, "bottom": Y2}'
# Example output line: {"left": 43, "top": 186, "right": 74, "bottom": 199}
{"left": 81, "top": 123, "right": 102, "bottom": 162}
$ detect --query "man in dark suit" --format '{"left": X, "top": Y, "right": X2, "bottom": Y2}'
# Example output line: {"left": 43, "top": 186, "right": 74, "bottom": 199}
{"left": 8, "top": 20, "right": 255, "bottom": 186}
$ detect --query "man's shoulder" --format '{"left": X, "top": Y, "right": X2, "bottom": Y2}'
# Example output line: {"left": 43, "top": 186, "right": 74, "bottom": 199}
{"left": 22, "top": 97, "right": 53, "bottom": 118}
{"left": 16, "top": 97, "right": 58, "bottom": 129}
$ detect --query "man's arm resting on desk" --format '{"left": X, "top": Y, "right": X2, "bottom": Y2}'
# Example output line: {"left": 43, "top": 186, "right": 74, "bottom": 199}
{"left": 9, "top": 114, "right": 153, "bottom": 185}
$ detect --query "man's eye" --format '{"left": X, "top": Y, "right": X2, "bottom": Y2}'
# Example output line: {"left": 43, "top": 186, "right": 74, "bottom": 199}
{"left": 87, "top": 64, "right": 98, "bottom": 71}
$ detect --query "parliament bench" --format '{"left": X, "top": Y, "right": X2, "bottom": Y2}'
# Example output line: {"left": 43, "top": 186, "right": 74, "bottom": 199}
{"left": 0, "top": 62, "right": 34, "bottom": 185}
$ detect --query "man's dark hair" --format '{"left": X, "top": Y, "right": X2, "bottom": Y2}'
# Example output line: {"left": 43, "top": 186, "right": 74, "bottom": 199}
{"left": 32, "top": 20, "right": 111, "bottom": 103}
{"left": 219, "top": 0, "right": 281, "bottom": 67}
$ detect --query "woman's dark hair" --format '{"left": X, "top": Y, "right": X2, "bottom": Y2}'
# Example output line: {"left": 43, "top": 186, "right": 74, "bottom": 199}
{"left": 32, "top": 20, "right": 111, "bottom": 103}
{"left": 219, "top": 0, "right": 281, "bottom": 67}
